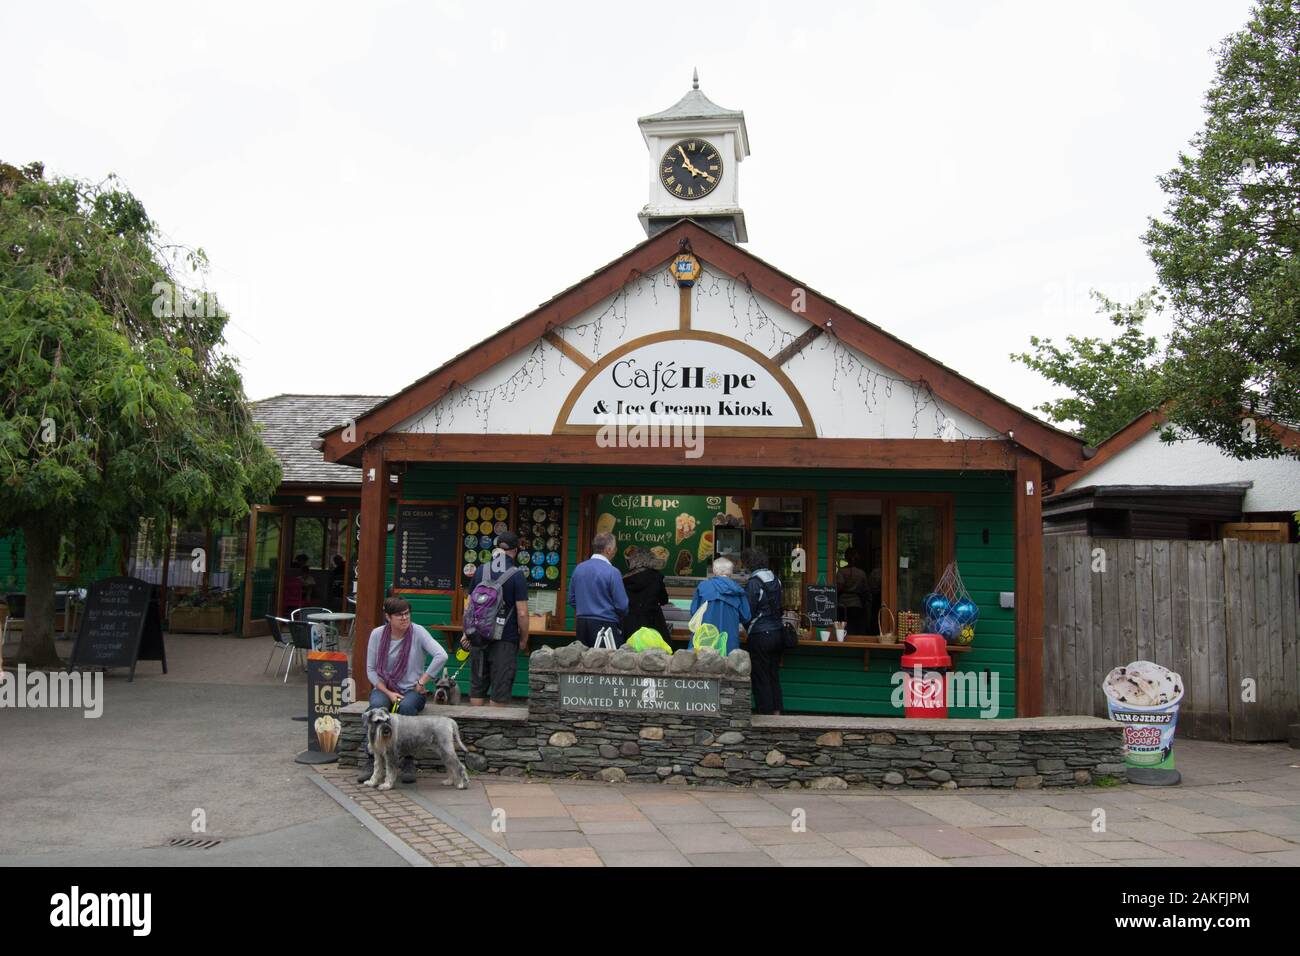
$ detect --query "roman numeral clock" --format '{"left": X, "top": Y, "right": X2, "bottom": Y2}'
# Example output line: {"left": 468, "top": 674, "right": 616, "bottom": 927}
{"left": 637, "top": 70, "right": 750, "bottom": 243}
{"left": 660, "top": 140, "right": 722, "bottom": 200}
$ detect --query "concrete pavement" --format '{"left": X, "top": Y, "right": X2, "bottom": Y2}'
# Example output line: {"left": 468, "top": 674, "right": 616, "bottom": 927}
{"left": 3, "top": 630, "right": 1298, "bottom": 866}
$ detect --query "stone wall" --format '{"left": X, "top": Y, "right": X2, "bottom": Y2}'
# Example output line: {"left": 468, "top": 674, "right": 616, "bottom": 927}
{"left": 338, "top": 644, "right": 1125, "bottom": 789}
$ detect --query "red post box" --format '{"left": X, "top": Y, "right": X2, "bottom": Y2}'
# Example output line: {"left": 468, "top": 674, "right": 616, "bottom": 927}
{"left": 900, "top": 634, "right": 952, "bottom": 718}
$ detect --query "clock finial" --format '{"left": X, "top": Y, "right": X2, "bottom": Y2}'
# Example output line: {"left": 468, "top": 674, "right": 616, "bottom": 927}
{"left": 692, "top": 67, "right": 699, "bottom": 90}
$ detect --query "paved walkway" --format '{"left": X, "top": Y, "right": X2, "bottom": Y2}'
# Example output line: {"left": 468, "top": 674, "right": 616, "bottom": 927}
{"left": 354, "top": 738, "right": 1300, "bottom": 867}
{"left": 4, "top": 631, "right": 1297, "bottom": 866}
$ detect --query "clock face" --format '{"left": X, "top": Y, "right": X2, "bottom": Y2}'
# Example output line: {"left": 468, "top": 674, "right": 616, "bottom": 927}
{"left": 659, "top": 139, "right": 722, "bottom": 201}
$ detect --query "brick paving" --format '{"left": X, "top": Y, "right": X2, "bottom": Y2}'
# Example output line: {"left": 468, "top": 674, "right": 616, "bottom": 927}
{"left": 313, "top": 765, "right": 505, "bottom": 867}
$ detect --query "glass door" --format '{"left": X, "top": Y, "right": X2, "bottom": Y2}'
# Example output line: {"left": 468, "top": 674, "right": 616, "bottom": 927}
{"left": 242, "top": 505, "right": 284, "bottom": 636}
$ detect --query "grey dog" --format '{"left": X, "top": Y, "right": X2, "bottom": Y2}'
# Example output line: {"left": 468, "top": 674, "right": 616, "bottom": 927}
{"left": 363, "top": 708, "right": 470, "bottom": 790}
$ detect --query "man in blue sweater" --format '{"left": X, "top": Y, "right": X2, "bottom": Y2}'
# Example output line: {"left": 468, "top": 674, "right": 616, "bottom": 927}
{"left": 567, "top": 532, "right": 629, "bottom": 647}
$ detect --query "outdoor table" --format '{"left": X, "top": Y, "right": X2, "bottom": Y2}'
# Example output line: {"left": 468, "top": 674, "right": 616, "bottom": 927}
{"left": 307, "top": 611, "right": 355, "bottom": 652}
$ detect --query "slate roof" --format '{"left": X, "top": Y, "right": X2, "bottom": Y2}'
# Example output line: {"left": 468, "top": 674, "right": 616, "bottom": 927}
{"left": 251, "top": 394, "right": 385, "bottom": 487}
{"left": 638, "top": 87, "right": 745, "bottom": 124}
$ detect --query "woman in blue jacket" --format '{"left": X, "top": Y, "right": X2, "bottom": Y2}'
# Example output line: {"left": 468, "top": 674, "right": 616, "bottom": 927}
{"left": 689, "top": 556, "right": 751, "bottom": 654}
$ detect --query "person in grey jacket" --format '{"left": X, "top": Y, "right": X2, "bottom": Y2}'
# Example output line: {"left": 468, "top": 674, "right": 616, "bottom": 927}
{"left": 355, "top": 596, "right": 448, "bottom": 783}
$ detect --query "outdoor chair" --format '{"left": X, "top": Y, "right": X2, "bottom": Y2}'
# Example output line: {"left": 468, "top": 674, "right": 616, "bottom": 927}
{"left": 292, "top": 606, "right": 336, "bottom": 651}
{"left": 284, "top": 620, "right": 317, "bottom": 682}
{"left": 2, "top": 594, "right": 25, "bottom": 645}
{"left": 263, "top": 615, "right": 295, "bottom": 676}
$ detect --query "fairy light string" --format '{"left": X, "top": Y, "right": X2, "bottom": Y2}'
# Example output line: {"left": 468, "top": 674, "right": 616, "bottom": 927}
{"left": 411, "top": 260, "right": 1007, "bottom": 460}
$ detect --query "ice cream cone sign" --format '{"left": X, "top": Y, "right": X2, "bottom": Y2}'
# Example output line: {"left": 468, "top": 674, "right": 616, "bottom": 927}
{"left": 688, "top": 601, "right": 708, "bottom": 633}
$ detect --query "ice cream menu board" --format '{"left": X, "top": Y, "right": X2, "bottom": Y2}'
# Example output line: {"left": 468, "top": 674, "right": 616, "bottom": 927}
{"left": 594, "top": 494, "right": 728, "bottom": 578}
{"left": 461, "top": 493, "right": 512, "bottom": 582}
{"left": 394, "top": 502, "right": 458, "bottom": 591}
{"left": 515, "top": 494, "right": 565, "bottom": 591}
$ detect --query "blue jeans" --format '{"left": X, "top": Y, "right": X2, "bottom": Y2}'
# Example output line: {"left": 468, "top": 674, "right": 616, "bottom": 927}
{"left": 364, "top": 688, "right": 426, "bottom": 756}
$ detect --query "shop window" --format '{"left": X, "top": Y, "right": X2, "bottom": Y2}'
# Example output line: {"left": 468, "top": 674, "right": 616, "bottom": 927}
{"left": 895, "top": 504, "right": 944, "bottom": 616}
{"left": 831, "top": 498, "right": 884, "bottom": 635}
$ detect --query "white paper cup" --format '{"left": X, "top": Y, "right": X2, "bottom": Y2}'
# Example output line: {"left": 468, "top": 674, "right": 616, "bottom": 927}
{"left": 818, "top": 629, "right": 830, "bottom": 642}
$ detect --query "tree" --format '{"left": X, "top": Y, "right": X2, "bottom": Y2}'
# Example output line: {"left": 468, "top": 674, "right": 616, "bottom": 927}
{"left": 0, "top": 162, "right": 280, "bottom": 666}
{"left": 1144, "top": 0, "right": 1300, "bottom": 460}
{"left": 1010, "top": 292, "right": 1166, "bottom": 446}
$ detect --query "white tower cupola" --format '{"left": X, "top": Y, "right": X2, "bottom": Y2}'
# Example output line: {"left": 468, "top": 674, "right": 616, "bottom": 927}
{"left": 638, "top": 70, "right": 750, "bottom": 243}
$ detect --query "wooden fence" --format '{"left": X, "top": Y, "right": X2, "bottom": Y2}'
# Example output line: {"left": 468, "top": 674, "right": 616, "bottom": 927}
{"left": 1042, "top": 537, "right": 1299, "bottom": 741}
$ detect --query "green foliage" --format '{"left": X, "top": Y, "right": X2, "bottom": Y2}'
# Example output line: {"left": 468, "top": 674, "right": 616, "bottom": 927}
{"left": 0, "top": 160, "right": 281, "bottom": 568}
{"left": 1010, "top": 292, "right": 1166, "bottom": 446}
{"left": 1144, "top": 0, "right": 1300, "bottom": 460}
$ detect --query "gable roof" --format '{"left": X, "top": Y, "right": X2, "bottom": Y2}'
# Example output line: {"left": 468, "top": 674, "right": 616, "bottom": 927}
{"left": 1051, "top": 407, "right": 1300, "bottom": 495}
{"left": 253, "top": 394, "right": 385, "bottom": 487}
{"left": 320, "top": 220, "right": 1085, "bottom": 471}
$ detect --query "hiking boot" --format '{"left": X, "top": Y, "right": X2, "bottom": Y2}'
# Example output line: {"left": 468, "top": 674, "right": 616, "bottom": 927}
{"left": 355, "top": 755, "right": 374, "bottom": 784}
{"left": 400, "top": 756, "right": 417, "bottom": 784}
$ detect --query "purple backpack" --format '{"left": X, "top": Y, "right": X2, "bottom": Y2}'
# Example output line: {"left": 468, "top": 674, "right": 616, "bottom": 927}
{"left": 463, "top": 564, "right": 523, "bottom": 643}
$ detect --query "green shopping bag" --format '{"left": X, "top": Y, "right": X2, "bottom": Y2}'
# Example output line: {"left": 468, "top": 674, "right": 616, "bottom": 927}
{"left": 626, "top": 627, "right": 673, "bottom": 654}
{"left": 691, "top": 622, "right": 728, "bottom": 656}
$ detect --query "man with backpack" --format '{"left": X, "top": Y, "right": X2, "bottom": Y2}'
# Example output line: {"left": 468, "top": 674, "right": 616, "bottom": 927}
{"left": 459, "top": 531, "right": 529, "bottom": 706}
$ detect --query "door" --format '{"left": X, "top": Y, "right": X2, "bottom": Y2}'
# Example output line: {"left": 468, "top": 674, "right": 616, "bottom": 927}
{"left": 242, "top": 505, "right": 284, "bottom": 636}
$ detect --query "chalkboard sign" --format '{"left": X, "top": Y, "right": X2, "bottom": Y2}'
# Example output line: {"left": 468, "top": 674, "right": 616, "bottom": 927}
{"left": 515, "top": 494, "right": 565, "bottom": 591}
{"left": 69, "top": 576, "right": 167, "bottom": 682}
{"left": 805, "top": 584, "right": 838, "bottom": 628}
{"left": 395, "top": 502, "right": 458, "bottom": 591}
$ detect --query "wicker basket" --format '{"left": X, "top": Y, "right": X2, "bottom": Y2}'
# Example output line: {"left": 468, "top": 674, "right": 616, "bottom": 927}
{"left": 877, "top": 607, "right": 897, "bottom": 644}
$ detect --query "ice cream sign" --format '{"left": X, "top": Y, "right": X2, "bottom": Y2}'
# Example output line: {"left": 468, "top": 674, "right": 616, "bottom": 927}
{"left": 1102, "top": 659, "right": 1184, "bottom": 784}
{"left": 555, "top": 333, "right": 815, "bottom": 436}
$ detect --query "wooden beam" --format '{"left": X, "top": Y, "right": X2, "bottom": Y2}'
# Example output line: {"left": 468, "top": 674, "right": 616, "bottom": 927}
{"left": 375, "top": 433, "right": 1018, "bottom": 471}
{"left": 681, "top": 227, "right": 1086, "bottom": 472}
{"left": 679, "top": 285, "right": 690, "bottom": 331}
{"left": 774, "top": 326, "right": 823, "bottom": 366}
{"left": 1015, "top": 454, "right": 1045, "bottom": 718}
{"left": 352, "top": 445, "right": 390, "bottom": 697}
{"left": 542, "top": 331, "right": 594, "bottom": 371}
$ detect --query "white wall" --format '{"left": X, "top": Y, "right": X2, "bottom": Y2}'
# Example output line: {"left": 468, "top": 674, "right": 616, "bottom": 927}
{"left": 393, "top": 254, "right": 1001, "bottom": 441}
{"left": 1077, "top": 427, "right": 1300, "bottom": 512}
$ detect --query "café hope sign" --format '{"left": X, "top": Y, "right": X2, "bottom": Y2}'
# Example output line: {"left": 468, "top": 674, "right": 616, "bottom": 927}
{"left": 555, "top": 332, "right": 814, "bottom": 436}
{"left": 559, "top": 672, "right": 721, "bottom": 716}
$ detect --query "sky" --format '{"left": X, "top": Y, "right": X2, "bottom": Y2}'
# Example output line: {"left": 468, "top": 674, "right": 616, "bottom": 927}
{"left": 4, "top": 0, "right": 1258, "bottom": 421}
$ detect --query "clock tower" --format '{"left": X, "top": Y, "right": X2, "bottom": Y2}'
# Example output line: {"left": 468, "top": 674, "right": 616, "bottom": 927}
{"left": 638, "top": 70, "right": 750, "bottom": 243}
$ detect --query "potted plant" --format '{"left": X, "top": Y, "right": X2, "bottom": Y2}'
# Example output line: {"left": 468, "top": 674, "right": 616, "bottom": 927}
{"left": 169, "top": 588, "right": 237, "bottom": 634}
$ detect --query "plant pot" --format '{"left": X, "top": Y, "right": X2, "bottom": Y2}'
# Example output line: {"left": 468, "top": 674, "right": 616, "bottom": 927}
{"left": 170, "top": 606, "right": 237, "bottom": 634}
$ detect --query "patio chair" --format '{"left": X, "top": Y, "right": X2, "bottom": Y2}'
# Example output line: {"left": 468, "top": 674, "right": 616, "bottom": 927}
{"left": 293, "top": 606, "right": 336, "bottom": 651}
{"left": 263, "top": 615, "right": 294, "bottom": 676}
{"left": 2, "top": 594, "right": 24, "bottom": 645}
{"left": 284, "top": 620, "right": 316, "bottom": 682}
